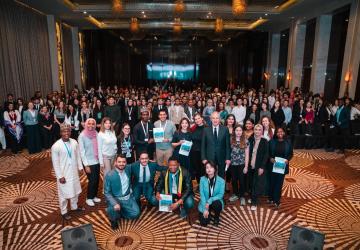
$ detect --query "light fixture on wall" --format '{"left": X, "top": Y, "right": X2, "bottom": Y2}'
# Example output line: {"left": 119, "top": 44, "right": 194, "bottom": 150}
{"left": 174, "top": 0, "right": 185, "bottom": 14}
{"left": 130, "top": 17, "right": 139, "bottom": 33}
{"left": 215, "top": 18, "right": 224, "bottom": 33}
{"left": 232, "top": 0, "right": 247, "bottom": 15}
{"left": 344, "top": 70, "right": 351, "bottom": 96}
{"left": 173, "top": 18, "right": 182, "bottom": 34}
{"left": 286, "top": 70, "right": 291, "bottom": 88}
{"left": 112, "top": 0, "right": 123, "bottom": 13}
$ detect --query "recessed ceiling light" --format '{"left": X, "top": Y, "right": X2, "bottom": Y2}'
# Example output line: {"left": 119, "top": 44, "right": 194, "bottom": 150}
{"left": 208, "top": 12, "right": 212, "bottom": 15}
{"left": 143, "top": 15, "right": 147, "bottom": 18}
{"left": 206, "top": 15, "right": 209, "bottom": 18}
{"left": 345, "top": 19, "right": 349, "bottom": 22}
{"left": 141, "top": 11, "right": 145, "bottom": 14}
{"left": 83, "top": 11, "right": 87, "bottom": 14}
{"left": 274, "top": 5, "right": 279, "bottom": 9}
{"left": 265, "top": 13, "right": 268, "bottom": 16}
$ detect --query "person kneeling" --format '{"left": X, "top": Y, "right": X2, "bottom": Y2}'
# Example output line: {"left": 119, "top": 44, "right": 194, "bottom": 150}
{"left": 104, "top": 154, "right": 140, "bottom": 230}
{"left": 155, "top": 156, "right": 194, "bottom": 219}
{"left": 198, "top": 161, "right": 225, "bottom": 227}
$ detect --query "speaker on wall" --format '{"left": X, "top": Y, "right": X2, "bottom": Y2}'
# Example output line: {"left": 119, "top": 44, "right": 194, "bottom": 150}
{"left": 287, "top": 225, "right": 325, "bottom": 250}
{"left": 61, "top": 224, "right": 98, "bottom": 250}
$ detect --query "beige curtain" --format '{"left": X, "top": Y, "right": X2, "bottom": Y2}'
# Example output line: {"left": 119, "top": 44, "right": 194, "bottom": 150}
{"left": 0, "top": 0, "right": 52, "bottom": 101}
{"left": 62, "top": 25, "right": 75, "bottom": 93}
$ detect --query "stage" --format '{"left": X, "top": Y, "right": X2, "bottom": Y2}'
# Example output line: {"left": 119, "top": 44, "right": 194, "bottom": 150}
{"left": 0, "top": 149, "right": 359, "bottom": 249}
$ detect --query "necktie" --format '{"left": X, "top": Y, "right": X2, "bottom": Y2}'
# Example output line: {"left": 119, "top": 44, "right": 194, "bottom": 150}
{"left": 214, "top": 127, "right": 218, "bottom": 141}
{"left": 143, "top": 166, "right": 146, "bottom": 183}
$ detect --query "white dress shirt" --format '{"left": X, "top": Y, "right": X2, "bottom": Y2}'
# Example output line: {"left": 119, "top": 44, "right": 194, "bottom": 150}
{"left": 139, "top": 164, "right": 151, "bottom": 183}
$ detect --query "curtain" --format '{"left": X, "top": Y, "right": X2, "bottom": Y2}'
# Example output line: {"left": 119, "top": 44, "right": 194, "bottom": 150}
{"left": 0, "top": 0, "right": 52, "bottom": 102}
{"left": 62, "top": 25, "right": 75, "bottom": 92}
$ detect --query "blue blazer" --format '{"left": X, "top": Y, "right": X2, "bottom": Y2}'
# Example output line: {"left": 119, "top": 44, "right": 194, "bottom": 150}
{"left": 104, "top": 167, "right": 132, "bottom": 207}
{"left": 198, "top": 175, "right": 225, "bottom": 213}
{"left": 128, "top": 161, "right": 167, "bottom": 188}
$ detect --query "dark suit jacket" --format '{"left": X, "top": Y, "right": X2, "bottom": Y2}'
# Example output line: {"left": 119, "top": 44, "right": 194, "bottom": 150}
{"left": 104, "top": 167, "right": 132, "bottom": 207}
{"left": 128, "top": 161, "right": 167, "bottom": 188}
{"left": 156, "top": 167, "right": 193, "bottom": 200}
{"left": 133, "top": 121, "right": 154, "bottom": 155}
{"left": 248, "top": 136, "right": 269, "bottom": 170}
{"left": 184, "top": 105, "right": 197, "bottom": 122}
{"left": 201, "top": 125, "right": 231, "bottom": 165}
{"left": 338, "top": 105, "right": 351, "bottom": 129}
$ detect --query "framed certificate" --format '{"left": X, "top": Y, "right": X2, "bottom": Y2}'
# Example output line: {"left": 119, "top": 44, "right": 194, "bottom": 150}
{"left": 159, "top": 194, "right": 173, "bottom": 212}
{"left": 179, "top": 140, "right": 193, "bottom": 156}
{"left": 153, "top": 127, "right": 165, "bottom": 143}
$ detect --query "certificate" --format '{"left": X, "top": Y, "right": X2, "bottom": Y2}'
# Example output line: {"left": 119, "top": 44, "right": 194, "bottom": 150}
{"left": 153, "top": 127, "right": 165, "bottom": 143}
{"left": 179, "top": 140, "right": 193, "bottom": 156}
{"left": 272, "top": 157, "right": 287, "bottom": 174}
{"left": 159, "top": 194, "right": 173, "bottom": 212}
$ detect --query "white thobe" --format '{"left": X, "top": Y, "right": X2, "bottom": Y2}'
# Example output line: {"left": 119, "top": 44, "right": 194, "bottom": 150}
{"left": 51, "top": 138, "right": 83, "bottom": 200}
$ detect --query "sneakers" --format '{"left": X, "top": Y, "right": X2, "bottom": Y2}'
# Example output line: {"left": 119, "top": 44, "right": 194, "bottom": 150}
{"left": 274, "top": 203, "right": 281, "bottom": 209}
{"left": 86, "top": 199, "right": 95, "bottom": 207}
{"left": 240, "top": 197, "right": 246, "bottom": 206}
{"left": 250, "top": 205, "right": 257, "bottom": 211}
{"left": 247, "top": 199, "right": 252, "bottom": 204}
{"left": 229, "top": 194, "right": 239, "bottom": 202}
{"left": 267, "top": 199, "right": 274, "bottom": 204}
{"left": 214, "top": 218, "right": 220, "bottom": 227}
{"left": 93, "top": 197, "right": 101, "bottom": 203}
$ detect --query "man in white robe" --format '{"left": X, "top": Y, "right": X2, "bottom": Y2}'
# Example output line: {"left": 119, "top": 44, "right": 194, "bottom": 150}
{"left": 51, "top": 124, "right": 84, "bottom": 220}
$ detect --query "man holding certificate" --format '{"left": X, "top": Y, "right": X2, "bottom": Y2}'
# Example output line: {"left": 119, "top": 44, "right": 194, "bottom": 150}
{"left": 269, "top": 127, "right": 293, "bottom": 208}
{"left": 154, "top": 110, "right": 176, "bottom": 166}
{"left": 155, "top": 156, "right": 194, "bottom": 218}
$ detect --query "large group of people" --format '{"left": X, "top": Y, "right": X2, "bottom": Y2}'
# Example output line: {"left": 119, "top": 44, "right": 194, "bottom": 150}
{"left": 1, "top": 83, "right": 359, "bottom": 229}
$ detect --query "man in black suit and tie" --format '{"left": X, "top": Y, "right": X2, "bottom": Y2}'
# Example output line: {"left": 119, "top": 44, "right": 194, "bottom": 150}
{"left": 201, "top": 112, "right": 231, "bottom": 178}
{"left": 128, "top": 152, "right": 167, "bottom": 206}
{"left": 133, "top": 109, "right": 155, "bottom": 159}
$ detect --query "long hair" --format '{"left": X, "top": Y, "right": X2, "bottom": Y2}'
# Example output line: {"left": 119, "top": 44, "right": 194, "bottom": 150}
{"left": 178, "top": 117, "right": 191, "bottom": 132}
{"left": 118, "top": 122, "right": 132, "bottom": 143}
{"left": 231, "top": 125, "right": 247, "bottom": 149}
{"left": 260, "top": 115, "right": 275, "bottom": 139}
{"left": 100, "top": 117, "right": 114, "bottom": 133}
{"left": 225, "top": 114, "right": 236, "bottom": 128}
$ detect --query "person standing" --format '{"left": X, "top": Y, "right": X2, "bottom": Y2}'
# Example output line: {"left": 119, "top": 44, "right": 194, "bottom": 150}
{"left": 154, "top": 110, "right": 176, "bottom": 166}
{"left": 38, "top": 106, "right": 54, "bottom": 150}
{"left": 232, "top": 98, "right": 246, "bottom": 126}
{"left": 198, "top": 161, "right": 225, "bottom": 226}
{"left": 201, "top": 112, "right": 231, "bottom": 179}
{"left": 271, "top": 100, "right": 285, "bottom": 128}
{"left": 23, "top": 102, "right": 42, "bottom": 154}
{"left": 248, "top": 124, "right": 269, "bottom": 211}
{"left": 65, "top": 104, "right": 80, "bottom": 139}
{"left": 0, "top": 106, "right": 6, "bottom": 153}
{"left": 190, "top": 114, "right": 206, "bottom": 184}
{"left": 4, "top": 103, "right": 23, "bottom": 154}
{"left": 269, "top": 127, "right": 293, "bottom": 208}
{"left": 170, "top": 98, "right": 187, "bottom": 128}
{"left": 53, "top": 101, "right": 66, "bottom": 139}
{"left": 104, "top": 96, "right": 122, "bottom": 131}
{"left": 98, "top": 117, "right": 118, "bottom": 177}
{"left": 228, "top": 125, "right": 249, "bottom": 205}
{"left": 184, "top": 99, "right": 197, "bottom": 124}
{"left": 104, "top": 154, "right": 140, "bottom": 230}
{"left": 51, "top": 124, "right": 85, "bottom": 220}
{"left": 133, "top": 109, "right": 155, "bottom": 160}
{"left": 78, "top": 118, "right": 101, "bottom": 207}
{"left": 117, "top": 123, "right": 135, "bottom": 164}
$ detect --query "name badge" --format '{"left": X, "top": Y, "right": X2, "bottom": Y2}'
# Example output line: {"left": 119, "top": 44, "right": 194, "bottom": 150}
{"left": 126, "top": 151, "right": 131, "bottom": 158}
{"left": 144, "top": 138, "right": 148, "bottom": 142}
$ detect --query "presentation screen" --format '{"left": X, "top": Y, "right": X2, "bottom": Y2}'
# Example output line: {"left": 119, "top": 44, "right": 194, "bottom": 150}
{"left": 146, "top": 63, "right": 199, "bottom": 80}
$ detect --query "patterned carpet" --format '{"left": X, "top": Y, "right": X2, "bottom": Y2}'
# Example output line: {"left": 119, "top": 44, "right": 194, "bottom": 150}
{"left": 0, "top": 149, "right": 359, "bottom": 249}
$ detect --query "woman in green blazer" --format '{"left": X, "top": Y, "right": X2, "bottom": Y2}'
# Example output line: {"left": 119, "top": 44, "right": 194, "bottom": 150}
{"left": 198, "top": 161, "right": 225, "bottom": 226}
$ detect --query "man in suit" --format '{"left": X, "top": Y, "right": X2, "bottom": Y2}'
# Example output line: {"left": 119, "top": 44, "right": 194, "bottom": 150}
{"left": 129, "top": 152, "right": 167, "bottom": 206}
{"left": 184, "top": 99, "right": 197, "bottom": 124}
{"left": 156, "top": 156, "right": 194, "bottom": 219}
{"left": 152, "top": 98, "right": 168, "bottom": 123}
{"left": 133, "top": 109, "right": 155, "bottom": 159}
{"left": 104, "top": 154, "right": 140, "bottom": 230}
{"left": 201, "top": 112, "right": 231, "bottom": 178}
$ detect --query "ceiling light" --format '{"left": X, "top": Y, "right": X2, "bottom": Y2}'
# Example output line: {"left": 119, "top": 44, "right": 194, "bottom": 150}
{"left": 345, "top": 19, "right": 349, "bottom": 22}
{"left": 154, "top": 36, "right": 158, "bottom": 40}
{"left": 215, "top": 18, "right": 224, "bottom": 33}
{"left": 265, "top": 13, "right": 268, "bottom": 16}
{"left": 143, "top": 15, "right": 147, "bottom": 18}
{"left": 208, "top": 12, "right": 212, "bottom": 15}
{"left": 233, "top": 0, "right": 247, "bottom": 15}
{"left": 174, "top": 0, "right": 185, "bottom": 14}
{"left": 274, "top": 5, "right": 279, "bottom": 9}
{"left": 83, "top": 11, "right": 87, "bottom": 14}
{"left": 130, "top": 18, "right": 140, "bottom": 33}
{"left": 192, "top": 36, "right": 196, "bottom": 40}
{"left": 112, "top": 0, "right": 123, "bottom": 13}
{"left": 141, "top": 11, "right": 145, "bottom": 14}
{"left": 119, "top": 36, "right": 125, "bottom": 41}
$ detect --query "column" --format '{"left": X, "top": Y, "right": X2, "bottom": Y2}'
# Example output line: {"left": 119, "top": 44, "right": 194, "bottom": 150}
{"left": 287, "top": 21, "right": 306, "bottom": 90}
{"left": 71, "top": 27, "right": 82, "bottom": 91}
{"left": 339, "top": 0, "right": 360, "bottom": 98}
{"left": 310, "top": 15, "right": 332, "bottom": 94}
{"left": 268, "top": 33, "right": 280, "bottom": 91}
{"left": 47, "top": 15, "right": 60, "bottom": 91}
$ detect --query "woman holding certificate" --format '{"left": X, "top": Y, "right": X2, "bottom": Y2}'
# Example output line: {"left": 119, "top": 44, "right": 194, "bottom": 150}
{"left": 269, "top": 127, "right": 293, "bottom": 208}
{"left": 172, "top": 118, "right": 193, "bottom": 177}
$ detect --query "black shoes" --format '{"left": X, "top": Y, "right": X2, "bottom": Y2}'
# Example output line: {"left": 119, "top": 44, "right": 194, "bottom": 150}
{"left": 62, "top": 213, "right": 71, "bottom": 220}
{"left": 110, "top": 220, "right": 119, "bottom": 230}
{"left": 213, "top": 218, "right": 220, "bottom": 227}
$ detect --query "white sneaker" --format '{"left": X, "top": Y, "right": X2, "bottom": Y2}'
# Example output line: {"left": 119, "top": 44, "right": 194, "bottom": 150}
{"left": 229, "top": 194, "right": 239, "bottom": 202}
{"left": 93, "top": 197, "right": 101, "bottom": 203}
{"left": 250, "top": 205, "right": 257, "bottom": 211}
{"left": 86, "top": 199, "right": 95, "bottom": 207}
{"left": 247, "top": 198, "right": 252, "bottom": 204}
{"left": 240, "top": 197, "right": 246, "bottom": 206}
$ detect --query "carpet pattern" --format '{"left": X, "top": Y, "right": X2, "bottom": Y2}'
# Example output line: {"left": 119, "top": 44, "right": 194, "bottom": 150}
{"left": 0, "top": 149, "right": 359, "bottom": 249}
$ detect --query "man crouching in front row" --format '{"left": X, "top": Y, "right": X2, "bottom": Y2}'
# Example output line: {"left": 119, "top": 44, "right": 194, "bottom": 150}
{"left": 104, "top": 154, "right": 140, "bottom": 230}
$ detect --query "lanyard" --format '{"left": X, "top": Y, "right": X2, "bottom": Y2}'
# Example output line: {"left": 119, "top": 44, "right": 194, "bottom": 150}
{"left": 141, "top": 121, "right": 148, "bottom": 137}
{"left": 123, "top": 136, "right": 131, "bottom": 150}
{"left": 159, "top": 120, "right": 167, "bottom": 130}
{"left": 208, "top": 177, "right": 216, "bottom": 197}
{"left": 128, "top": 107, "right": 133, "bottom": 116}
{"left": 63, "top": 141, "right": 72, "bottom": 159}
